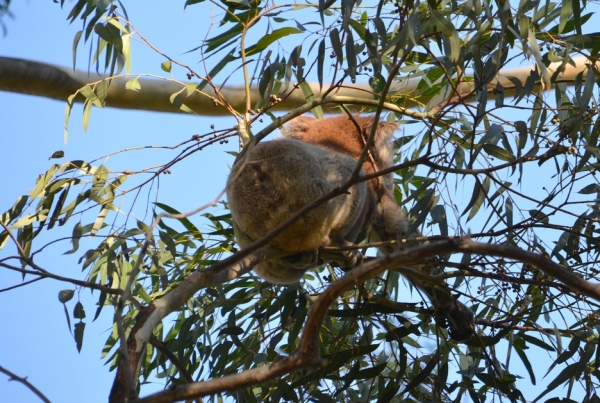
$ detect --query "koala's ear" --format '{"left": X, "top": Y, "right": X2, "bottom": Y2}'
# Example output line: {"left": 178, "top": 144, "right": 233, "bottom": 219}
{"left": 281, "top": 115, "right": 315, "bottom": 138}
{"left": 360, "top": 117, "right": 399, "bottom": 139}
{"left": 378, "top": 121, "right": 400, "bottom": 137}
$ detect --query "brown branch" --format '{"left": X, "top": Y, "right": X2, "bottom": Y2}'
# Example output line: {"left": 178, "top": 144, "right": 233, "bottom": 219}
{"left": 148, "top": 337, "right": 194, "bottom": 384}
{"left": 0, "top": 261, "right": 123, "bottom": 294}
{"left": 108, "top": 248, "right": 285, "bottom": 402}
{"left": 136, "top": 354, "right": 318, "bottom": 403}
{"left": 0, "top": 365, "right": 51, "bottom": 403}
{"left": 134, "top": 237, "right": 600, "bottom": 402}
{"left": 367, "top": 294, "right": 573, "bottom": 334}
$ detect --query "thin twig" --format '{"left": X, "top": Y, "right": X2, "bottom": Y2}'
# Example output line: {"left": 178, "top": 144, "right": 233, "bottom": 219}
{"left": 0, "top": 365, "right": 51, "bottom": 403}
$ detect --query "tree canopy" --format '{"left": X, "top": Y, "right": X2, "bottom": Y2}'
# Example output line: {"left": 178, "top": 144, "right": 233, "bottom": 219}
{"left": 2, "top": 0, "right": 600, "bottom": 402}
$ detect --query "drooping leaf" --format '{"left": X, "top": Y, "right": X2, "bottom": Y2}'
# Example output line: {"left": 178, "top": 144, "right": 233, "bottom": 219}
{"left": 74, "top": 321, "right": 86, "bottom": 352}
{"left": 58, "top": 289, "right": 75, "bottom": 303}
{"left": 245, "top": 27, "right": 303, "bottom": 56}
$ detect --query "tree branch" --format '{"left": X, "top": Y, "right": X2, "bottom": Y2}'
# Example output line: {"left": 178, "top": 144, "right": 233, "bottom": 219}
{"left": 0, "top": 56, "right": 592, "bottom": 116}
{"left": 0, "top": 365, "right": 51, "bottom": 403}
{"left": 133, "top": 237, "right": 600, "bottom": 402}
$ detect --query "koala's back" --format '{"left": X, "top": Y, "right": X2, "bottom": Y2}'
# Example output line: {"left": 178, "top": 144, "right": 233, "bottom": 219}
{"left": 227, "top": 138, "right": 368, "bottom": 254}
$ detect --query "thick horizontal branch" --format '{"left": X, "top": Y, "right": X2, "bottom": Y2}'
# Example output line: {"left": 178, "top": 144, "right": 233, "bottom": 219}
{"left": 0, "top": 56, "right": 592, "bottom": 116}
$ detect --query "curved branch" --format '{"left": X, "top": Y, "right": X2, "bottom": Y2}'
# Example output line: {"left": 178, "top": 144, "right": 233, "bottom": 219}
{"left": 108, "top": 248, "right": 286, "bottom": 403}
{"left": 0, "top": 365, "right": 50, "bottom": 403}
{"left": 134, "top": 237, "right": 600, "bottom": 402}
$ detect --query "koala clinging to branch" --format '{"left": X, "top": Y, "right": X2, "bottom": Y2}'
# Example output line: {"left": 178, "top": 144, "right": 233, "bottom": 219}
{"left": 226, "top": 115, "right": 474, "bottom": 341}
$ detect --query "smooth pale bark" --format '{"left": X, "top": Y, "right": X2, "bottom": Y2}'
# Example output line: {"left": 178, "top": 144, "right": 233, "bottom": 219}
{"left": 0, "top": 56, "right": 593, "bottom": 115}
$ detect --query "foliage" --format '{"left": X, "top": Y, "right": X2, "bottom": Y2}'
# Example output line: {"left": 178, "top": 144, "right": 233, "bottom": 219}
{"left": 0, "top": 0, "right": 12, "bottom": 35}
{"left": 3, "top": 0, "right": 600, "bottom": 401}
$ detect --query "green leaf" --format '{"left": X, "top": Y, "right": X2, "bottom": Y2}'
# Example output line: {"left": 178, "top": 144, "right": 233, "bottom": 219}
{"left": 1, "top": 195, "right": 29, "bottom": 226}
{"left": 534, "top": 363, "right": 581, "bottom": 402}
{"left": 364, "top": 30, "right": 381, "bottom": 74}
{"left": 106, "top": 17, "right": 130, "bottom": 34}
{"left": 430, "top": 205, "right": 448, "bottom": 237}
{"left": 58, "top": 289, "right": 75, "bottom": 303}
{"left": 515, "top": 120, "right": 528, "bottom": 150}
{"left": 161, "top": 60, "right": 172, "bottom": 73}
{"left": 444, "top": 28, "right": 460, "bottom": 63}
{"left": 373, "top": 17, "right": 387, "bottom": 47}
{"left": 159, "top": 230, "right": 177, "bottom": 259}
{"left": 245, "top": 27, "right": 303, "bottom": 56}
{"left": 402, "top": 352, "right": 439, "bottom": 395}
{"left": 369, "top": 74, "right": 385, "bottom": 93}
{"left": 330, "top": 28, "right": 343, "bottom": 65}
{"left": 47, "top": 187, "right": 69, "bottom": 230}
{"left": 196, "top": 48, "right": 235, "bottom": 92}
{"left": 29, "top": 165, "right": 60, "bottom": 200}
{"left": 121, "top": 33, "right": 131, "bottom": 75}
{"left": 578, "top": 183, "right": 600, "bottom": 194}
{"left": 505, "top": 198, "right": 513, "bottom": 228}
{"left": 529, "top": 209, "right": 549, "bottom": 224}
{"left": 462, "top": 177, "right": 490, "bottom": 221}
{"left": 355, "top": 362, "right": 387, "bottom": 379}
{"left": 528, "top": 27, "right": 551, "bottom": 90}
{"left": 348, "top": 18, "right": 366, "bottom": 39}
{"left": 205, "top": 23, "right": 243, "bottom": 53}
{"left": 579, "top": 65, "right": 595, "bottom": 112}
{"left": 74, "top": 321, "right": 85, "bottom": 352}
{"left": 430, "top": 11, "right": 455, "bottom": 37}
{"left": 9, "top": 211, "right": 49, "bottom": 230}
{"left": 73, "top": 301, "right": 86, "bottom": 319}
{"left": 62, "top": 303, "right": 72, "bottom": 337}
{"left": 94, "top": 23, "right": 120, "bottom": 44}
{"left": 514, "top": 344, "right": 536, "bottom": 385}
{"left": 155, "top": 203, "right": 200, "bottom": 233}
{"left": 558, "top": 0, "right": 573, "bottom": 34}
{"left": 82, "top": 99, "right": 92, "bottom": 132}
{"left": 72, "top": 30, "right": 82, "bottom": 70}
{"left": 125, "top": 77, "right": 141, "bottom": 91}
{"left": 317, "top": 39, "right": 325, "bottom": 90}
{"left": 91, "top": 206, "right": 110, "bottom": 235}
{"left": 64, "top": 223, "right": 83, "bottom": 255}
{"left": 483, "top": 144, "right": 516, "bottom": 161}
{"left": 169, "top": 92, "right": 195, "bottom": 114}
{"left": 185, "top": 0, "right": 206, "bottom": 6}
{"left": 64, "top": 94, "right": 76, "bottom": 143}
{"left": 298, "top": 81, "right": 323, "bottom": 119}
{"left": 346, "top": 29, "right": 356, "bottom": 82}
{"left": 49, "top": 151, "right": 65, "bottom": 159}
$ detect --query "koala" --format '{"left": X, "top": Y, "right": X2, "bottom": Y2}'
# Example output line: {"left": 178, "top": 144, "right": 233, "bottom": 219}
{"left": 226, "top": 115, "right": 474, "bottom": 341}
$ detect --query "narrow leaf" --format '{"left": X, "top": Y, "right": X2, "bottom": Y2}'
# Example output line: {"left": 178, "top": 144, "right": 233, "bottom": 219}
{"left": 317, "top": 39, "right": 325, "bottom": 90}
{"left": 245, "top": 27, "right": 303, "bottom": 56}
{"left": 330, "top": 28, "right": 343, "bottom": 65}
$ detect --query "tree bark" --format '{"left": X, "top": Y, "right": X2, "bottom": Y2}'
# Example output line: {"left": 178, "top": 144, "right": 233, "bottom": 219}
{"left": 0, "top": 56, "right": 593, "bottom": 116}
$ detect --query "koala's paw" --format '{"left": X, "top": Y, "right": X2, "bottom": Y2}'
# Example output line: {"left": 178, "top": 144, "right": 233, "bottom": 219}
{"left": 434, "top": 299, "right": 475, "bottom": 342}
{"left": 341, "top": 249, "right": 363, "bottom": 271}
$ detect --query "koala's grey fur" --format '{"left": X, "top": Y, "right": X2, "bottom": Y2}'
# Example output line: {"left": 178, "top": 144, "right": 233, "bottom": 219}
{"left": 226, "top": 115, "right": 474, "bottom": 341}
